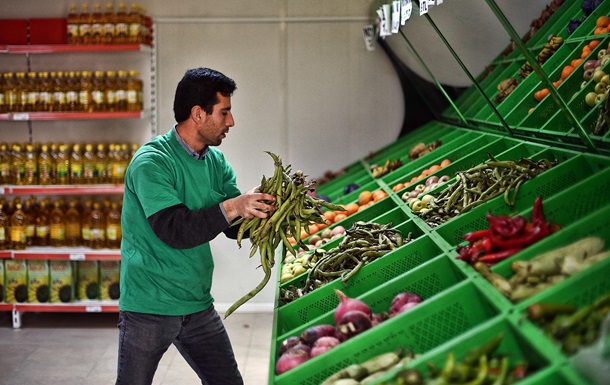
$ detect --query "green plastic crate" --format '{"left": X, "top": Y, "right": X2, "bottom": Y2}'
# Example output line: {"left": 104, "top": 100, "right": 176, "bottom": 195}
{"left": 315, "top": 163, "right": 371, "bottom": 198}
{"left": 321, "top": 176, "right": 381, "bottom": 205}
{"left": 569, "top": 0, "right": 610, "bottom": 39}
{"left": 272, "top": 276, "right": 499, "bottom": 385}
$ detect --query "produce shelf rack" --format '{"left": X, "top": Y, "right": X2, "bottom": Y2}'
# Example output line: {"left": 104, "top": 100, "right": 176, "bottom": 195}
{"left": 267, "top": 1, "right": 610, "bottom": 384}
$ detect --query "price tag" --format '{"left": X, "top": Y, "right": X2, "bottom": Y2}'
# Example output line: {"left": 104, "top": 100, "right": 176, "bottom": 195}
{"left": 86, "top": 306, "right": 102, "bottom": 312}
{"left": 362, "top": 25, "right": 376, "bottom": 51}
{"left": 11, "top": 113, "right": 29, "bottom": 121}
{"left": 0, "top": 187, "right": 4, "bottom": 194}
{"left": 419, "top": 0, "right": 429, "bottom": 15}
{"left": 391, "top": 1, "right": 401, "bottom": 34}
{"left": 437, "top": 0, "right": 443, "bottom": 4}
{"left": 69, "top": 253, "right": 86, "bottom": 261}
{"left": 401, "top": 0, "right": 412, "bottom": 25}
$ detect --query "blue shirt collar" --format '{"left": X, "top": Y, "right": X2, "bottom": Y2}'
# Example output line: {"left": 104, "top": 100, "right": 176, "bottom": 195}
{"left": 174, "top": 125, "right": 209, "bottom": 160}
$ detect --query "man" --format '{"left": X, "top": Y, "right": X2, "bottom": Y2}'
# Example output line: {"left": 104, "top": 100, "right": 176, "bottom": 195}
{"left": 116, "top": 67, "right": 275, "bottom": 385}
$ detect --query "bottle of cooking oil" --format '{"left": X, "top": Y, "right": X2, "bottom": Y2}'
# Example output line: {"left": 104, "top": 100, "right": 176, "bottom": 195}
{"left": 115, "top": 3, "right": 128, "bottom": 44}
{"left": 23, "top": 144, "right": 38, "bottom": 185}
{"left": 23, "top": 198, "right": 36, "bottom": 247}
{"left": 10, "top": 203, "right": 27, "bottom": 250}
{"left": 91, "top": 3, "right": 103, "bottom": 44}
{"left": 91, "top": 71, "right": 106, "bottom": 111}
{"left": 38, "top": 143, "right": 54, "bottom": 185}
{"left": 95, "top": 143, "right": 108, "bottom": 183}
{"left": 106, "top": 201, "right": 121, "bottom": 249}
{"left": 65, "top": 199, "right": 81, "bottom": 247}
{"left": 80, "top": 3, "right": 92, "bottom": 45}
{"left": 25, "top": 72, "right": 39, "bottom": 112}
{"left": 37, "top": 72, "right": 52, "bottom": 112}
{"left": 82, "top": 143, "right": 96, "bottom": 184}
{"left": 0, "top": 72, "right": 6, "bottom": 114}
{"left": 89, "top": 201, "right": 106, "bottom": 249}
{"left": 49, "top": 200, "right": 66, "bottom": 247}
{"left": 70, "top": 143, "right": 84, "bottom": 184}
{"left": 127, "top": 70, "right": 142, "bottom": 111}
{"left": 102, "top": 3, "right": 116, "bottom": 44}
{"left": 34, "top": 199, "right": 50, "bottom": 246}
{"left": 79, "top": 71, "right": 93, "bottom": 113}
{"left": 15, "top": 72, "right": 27, "bottom": 113}
{"left": 51, "top": 71, "right": 67, "bottom": 112}
{"left": 81, "top": 199, "right": 93, "bottom": 247}
{"left": 67, "top": 4, "right": 80, "bottom": 44}
{"left": 0, "top": 203, "right": 8, "bottom": 250}
{"left": 104, "top": 71, "right": 117, "bottom": 112}
{"left": 115, "top": 70, "right": 128, "bottom": 111}
{"left": 4, "top": 73, "right": 17, "bottom": 113}
{"left": 128, "top": 3, "right": 142, "bottom": 44}
{"left": 110, "top": 143, "right": 126, "bottom": 184}
{"left": 56, "top": 144, "right": 71, "bottom": 185}
{"left": 49, "top": 143, "right": 59, "bottom": 183}
{"left": 0, "top": 142, "right": 11, "bottom": 184}
{"left": 10, "top": 143, "right": 25, "bottom": 186}
{"left": 129, "top": 143, "right": 139, "bottom": 159}
{"left": 65, "top": 71, "right": 80, "bottom": 112}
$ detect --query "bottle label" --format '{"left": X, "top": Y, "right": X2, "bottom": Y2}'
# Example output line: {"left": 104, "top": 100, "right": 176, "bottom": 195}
{"left": 92, "top": 23, "right": 103, "bottom": 36}
{"left": 66, "top": 91, "right": 78, "bottom": 104}
{"left": 71, "top": 164, "right": 84, "bottom": 177}
{"left": 92, "top": 90, "right": 104, "bottom": 104}
{"left": 103, "top": 23, "right": 115, "bottom": 37}
{"left": 79, "top": 91, "right": 90, "bottom": 105}
{"left": 57, "top": 164, "right": 69, "bottom": 178}
{"left": 26, "top": 224, "right": 35, "bottom": 238}
{"left": 127, "top": 90, "right": 137, "bottom": 104}
{"left": 116, "top": 23, "right": 128, "bottom": 36}
{"left": 129, "top": 23, "right": 141, "bottom": 37}
{"left": 0, "top": 228, "right": 5, "bottom": 241}
{"left": 116, "top": 90, "right": 127, "bottom": 102}
{"left": 0, "top": 163, "right": 10, "bottom": 179}
{"left": 27, "top": 91, "right": 38, "bottom": 106}
{"left": 81, "top": 227, "right": 91, "bottom": 241}
{"left": 53, "top": 91, "right": 66, "bottom": 105}
{"left": 11, "top": 226, "right": 26, "bottom": 243}
{"left": 107, "top": 225, "right": 120, "bottom": 240}
{"left": 39, "top": 91, "right": 50, "bottom": 105}
{"left": 106, "top": 90, "right": 116, "bottom": 104}
{"left": 91, "top": 228, "right": 105, "bottom": 241}
{"left": 80, "top": 24, "right": 91, "bottom": 37}
{"left": 50, "top": 224, "right": 65, "bottom": 240}
{"left": 67, "top": 24, "right": 79, "bottom": 38}
{"left": 0, "top": 93, "right": 5, "bottom": 107}
{"left": 36, "top": 225, "right": 49, "bottom": 237}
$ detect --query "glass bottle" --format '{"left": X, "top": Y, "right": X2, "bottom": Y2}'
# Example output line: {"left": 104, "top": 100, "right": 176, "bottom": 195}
{"left": 51, "top": 71, "right": 67, "bottom": 112}
{"left": 106, "top": 201, "right": 121, "bottom": 249}
{"left": 115, "top": 3, "right": 128, "bottom": 44}
{"left": 67, "top": 4, "right": 80, "bottom": 45}
{"left": 95, "top": 143, "right": 108, "bottom": 183}
{"left": 10, "top": 143, "right": 25, "bottom": 186}
{"left": 104, "top": 70, "right": 117, "bottom": 112}
{"left": 49, "top": 200, "right": 66, "bottom": 247}
{"left": 65, "top": 199, "right": 82, "bottom": 247}
{"left": 11, "top": 203, "right": 27, "bottom": 250}
{"left": 115, "top": 70, "right": 128, "bottom": 111}
{"left": 38, "top": 71, "right": 52, "bottom": 112}
{"left": 34, "top": 199, "right": 50, "bottom": 246}
{"left": 0, "top": 142, "right": 11, "bottom": 184}
{"left": 82, "top": 143, "right": 96, "bottom": 184}
{"left": 0, "top": 203, "right": 8, "bottom": 250}
{"left": 56, "top": 144, "right": 71, "bottom": 185}
{"left": 102, "top": 3, "right": 116, "bottom": 44}
{"left": 25, "top": 72, "right": 39, "bottom": 112}
{"left": 81, "top": 199, "right": 93, "bottom": 247}
{"left": 4, "top": 73, "right": 17, "bottom": 113}
{"left": 91, "top": 3, "right": 103, "bottom": 44}
{"left": 127, "top": 70, "right": 142, "bottom": 111}
{"left": 23, "top": 198, "right": 36, "bottom": 247}
{"left": 70, "top": 143, "right": 84, "bottom": 184}
{"left": 79, "top": 3, "right": 92, "bottom": 45}
{"left": 91, "top": 71, "right": 106, "bottom": 111}
{"left": 79, "top": 71, "right": 93, "bottom": 112}
{"left": 65, "top": 71, "right": 80, "bottom": 112}
{"left": 15, "top": 72, "right": 27, "bottom": 113}
{"left": 89, "top": 201, "right": 106, "bottom": 249}
{"left": 23, "top": 144, "right": 38, "bottom": 185}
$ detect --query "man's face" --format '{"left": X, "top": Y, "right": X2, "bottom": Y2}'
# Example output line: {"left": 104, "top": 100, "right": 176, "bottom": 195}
{"left": 199, "top": 93, "right": 234, "bottom": 147}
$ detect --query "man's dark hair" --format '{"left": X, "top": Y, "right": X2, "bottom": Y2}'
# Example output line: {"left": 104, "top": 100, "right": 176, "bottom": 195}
{"left": 173, "top": 68, "right": 237, "bottom": 123}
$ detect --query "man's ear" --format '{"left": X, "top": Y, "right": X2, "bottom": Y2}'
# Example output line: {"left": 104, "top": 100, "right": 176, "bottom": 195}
{"left": 190, "top": 105, "right": 204, "bottom": 123}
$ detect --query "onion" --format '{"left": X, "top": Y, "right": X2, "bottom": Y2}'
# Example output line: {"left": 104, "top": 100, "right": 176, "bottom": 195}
{"left": 330, "top": 226, "right": 346, "bottom": 237}
{"left": 334, "top": 289, "right": 371, "bottom": 325}
{"left": 584, "top": 59, "right": 598, "bottom": 71}
{"left": 275, "top": 348, "right": 309, "bottom": 374}
{"left": 370, "top": 313, "right": 386, "bottom": 327}
{"left": 439, "top": 175, "right": 450, "bottom": 183}
{"left": 393, "top": 301, "right": 419, "bottom": 316}
{"left": 311, "top": 336, "right": 340, "bottom": 357}
{"left": 425, "top": 175, "right": 439, "bottom": 186}
{"left": 279, "top": 336, "right": 302, "bottom": 354}
{"left": 300, "top": 324, "right": 337, "bottom": 346}
{"left": 389, "top": 292, "right": 422, "bottom": 317}
{"left": 336, "top": 310, "right": 372, "bottom": 341}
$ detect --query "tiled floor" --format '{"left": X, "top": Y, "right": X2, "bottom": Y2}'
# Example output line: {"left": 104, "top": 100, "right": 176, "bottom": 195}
{"left": 0, "top": 310, "right": 273, "bottom": 385}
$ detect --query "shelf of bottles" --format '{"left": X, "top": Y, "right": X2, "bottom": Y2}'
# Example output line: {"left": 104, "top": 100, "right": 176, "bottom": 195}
{"left": 0, "top": 44, "right": 151, "bottom": 54}
{"left": 12, "top": 302, "right": 119, "bottom": 313}
{"left": 0, "top": 111, "right": 143, "bottom": 121}
{"left": 0, "top": 185, "right": 124, "bottom": 195}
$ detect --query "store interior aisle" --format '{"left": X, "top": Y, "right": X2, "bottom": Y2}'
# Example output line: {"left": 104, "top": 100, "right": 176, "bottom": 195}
{"left": 0, "top": 310, "right": 273, "bottom": 385}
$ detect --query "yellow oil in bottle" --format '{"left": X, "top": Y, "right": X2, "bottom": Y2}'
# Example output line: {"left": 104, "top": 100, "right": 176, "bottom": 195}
{"left": 110, "top": 143, "right": 126, "bottom": 184}
{"left": 11, "top": 203, "right": 27, "bottom": 250}
{"left": 38, "top": 143, "right": 54, "bottom": 185}
{"left": 81, "top": 199, "right": 93, "bottom": 247}
{"left": 79, "top": 71, "right": 93, "bottom": 112}
{"left": 80, "top": 3, "right": 92, "bottom": 45}
{"left": 91, "top": 3, "right": 103, "bottom": 44}
{"left": 102, "top": 3, "right": 116, "bottom": 44}
{"left": 83, "top": 143, "right": 96, "bottom": 184}
{"left": 23, "top": 144, "right": 38, "bottom": 185}
{"left": 25, "top": 72, "right": 39, "bottom": 112}
{"left": 67, "top": 4, "right": 80, "bottom": 44}
{"left": 4, "top": 73, "right": 17, "bottom": 113}
{"left": 115, "top": 3, "right": 128, "bottom": 44}
{"left": 70, "top": 143, "right": 84, "bottom": 184}
{"left": 65, "top": 71, "right": 80, "bottom": 112}
{"left": 0, "top": 72, "right": 6, "bottom": 113}
{"left": 10, "top": 143, "right": 25, "bottom": 186}
{"left": 56, "top": 144, "right": 71, "bottom": 185}
{"left": 91, "top": 71, "right": 106, "bottom": 111}
{"left": 128, "top": 3, "right": 142, "bottom": 44}
{"left": 49, "top": 200, "right": 66, "bottom": 247}
{"left": 0, "top": 142, "right": 11, "bottom": 184}
{"left": 38, "top": 71, "right": 51, "bottom": 112}
{"left": 51, "top": 71, "right": 67, "bottom": 112}
{"left": 34, "top": 199, "right": 50, "bottom": 246}
{"left": 0, "top": 203, "right": 9, "bottom": 250}
{"left": 65, "top": 199, "right": 82, "bottom": 247}
{"left": 115, "top": 70, "right": 128, "bottom": 111}
{"left": 15, "top": 72, "right": 27, "bottom": 112}
{"left": 89, "top": 201, "right": 106, "bottom": 249}
{"left": 105, "top": 71, "right": 117, "bottom": 112}
{"left": 23, "top": 199, "right": 36, "bottom": 247}
{"left": 106, "top": 201, "right": 121, "bottom": 249}
{"left": 127, "top": 70, "right": 142, "bottom": 111}
{"left": 95, "top": 143, "right": 108, "bottom": 183}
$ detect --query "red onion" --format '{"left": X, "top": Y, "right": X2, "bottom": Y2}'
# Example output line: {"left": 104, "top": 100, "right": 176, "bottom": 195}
{"left": 336, "top": 310, "right": 372, "bottom": 341}
{"left": 279, "top": 336, "right": 303, "bottom": 354}
{"left": 393, "top": 301, "right": 419, "bottom": 316}
{"left": 334, "top": 289, "right": 371, "bottom": 325}
{"left": 310, "top": 336, "right": 340, "bottom": 357}
{"left": 300, "top": 324, "right": 337, "bottom": 346}
{"left": 389, "top": 292, "right": 422, "bottom": 317}
{"left": 275, "top": 348, "right": 310, "bottom": 374}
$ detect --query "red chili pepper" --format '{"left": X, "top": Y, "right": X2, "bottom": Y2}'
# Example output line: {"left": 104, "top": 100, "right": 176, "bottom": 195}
{"left": 477, "top": 248, "right": 522, "bottom": 263}
{"left": 486, "top": 211, "right": 527, "bottom": 238}
{"left": 488, "top": 222, "right": 550, "bottom": 250}
{"left": 531, "top": 197, "right": 546, "bottom": 225}
{"left": 463, "top": 229, "right": 491, "bottom": 242}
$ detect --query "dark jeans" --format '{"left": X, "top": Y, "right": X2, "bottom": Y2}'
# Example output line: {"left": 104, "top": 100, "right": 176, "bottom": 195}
{"left": 115, "top": 306, "right": 243, "bottom": 385}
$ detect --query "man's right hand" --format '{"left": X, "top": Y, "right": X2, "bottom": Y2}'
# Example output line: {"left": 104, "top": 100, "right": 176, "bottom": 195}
{"left": 222, "top": 192, "right": 276, "bottom": 222}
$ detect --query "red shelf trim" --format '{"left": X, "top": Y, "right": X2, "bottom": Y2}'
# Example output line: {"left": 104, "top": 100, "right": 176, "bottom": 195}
{"left": 3, "top": 184, "right": 124, "bottom": 195}
{"left": 0, "top": 251, "right": 12, "bottom": 259}
{"left": 0, "top": 304, "right": 13, "bottom": 311}
{"left": 13, "top": 302, "right": 119, "bottom": 313}
{"left": 4, "top": 44, "right": 151, "bottom": 54}
{"left": 0, "top": 111, "right": 142, "bottom": 121}
{"left": 12, "top": 250, "right": 121, "bottom": 261}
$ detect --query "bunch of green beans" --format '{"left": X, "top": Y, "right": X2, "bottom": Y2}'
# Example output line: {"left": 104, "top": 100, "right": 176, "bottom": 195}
{"left": 225, "top": 151, "right": 344, "bottom": 318}
{"left": 417, "top": 154, "right": 556, "bottom": 228}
